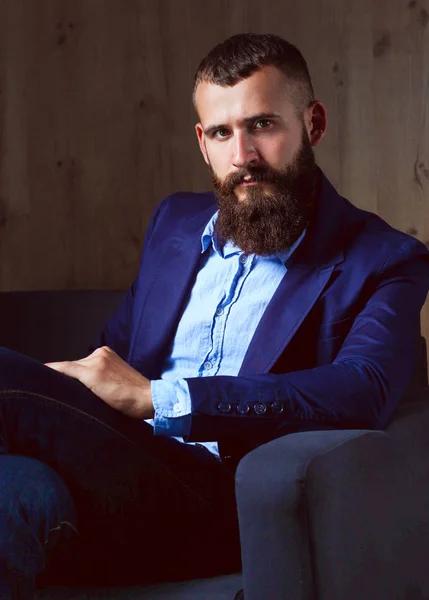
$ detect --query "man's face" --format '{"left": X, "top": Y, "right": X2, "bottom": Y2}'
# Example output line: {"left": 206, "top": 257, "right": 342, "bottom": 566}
{"left": 194, "top": 65, "right": 322, "bottom": 255}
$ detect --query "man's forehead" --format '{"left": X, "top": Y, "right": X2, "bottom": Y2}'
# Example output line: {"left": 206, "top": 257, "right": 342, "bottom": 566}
{"left": 195, "top": 68, "right": 294, "bottom": 126}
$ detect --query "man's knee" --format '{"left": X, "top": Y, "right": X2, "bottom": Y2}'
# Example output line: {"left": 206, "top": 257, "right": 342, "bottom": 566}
{"left": 0, "top": 346, "right": 37, "bottom": 387}
{"left": 0, "top": 346, "right": 22, "bottom": 360}
{"left": 0, "top": 347, "right": 61, "bottom": 398}
{"left": 0, "top": 455, "right": 78, "bottom": 579}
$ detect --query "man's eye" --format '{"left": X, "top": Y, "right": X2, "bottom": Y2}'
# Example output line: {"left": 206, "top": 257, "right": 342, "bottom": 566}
{"left": 212, "top": 121, "right": 272, "bottom": 139}
{"left": 214, "top": 129, "right": 229, "bottom": 139}
{"left": 255, "top": 119, "right": 272, "bottom": 129}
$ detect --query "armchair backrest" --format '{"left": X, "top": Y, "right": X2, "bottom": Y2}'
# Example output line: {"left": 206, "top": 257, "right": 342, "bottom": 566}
{"left": 400, "top": 335, "right": 429, "bottom": 403}
{"left": 420, "top": 335, "right": 429, "bottom": 388}
{"left": 0, "top": 290, "right": 125, "bottom": 363}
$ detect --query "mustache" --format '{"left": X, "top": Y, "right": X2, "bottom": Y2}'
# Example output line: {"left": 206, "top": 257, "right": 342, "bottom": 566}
{"left": 223, "top": 165, "right": 281, "bottom": 190}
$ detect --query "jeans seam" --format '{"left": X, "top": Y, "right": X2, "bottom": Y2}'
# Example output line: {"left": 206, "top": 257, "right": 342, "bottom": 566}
{"left": 0, "top": 389, "right": 215, "bottom": 509}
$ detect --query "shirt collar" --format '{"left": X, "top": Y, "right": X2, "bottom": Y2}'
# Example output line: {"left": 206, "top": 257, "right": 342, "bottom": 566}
{"left": 201, "top": 210, "right": 307, "bottom": 264}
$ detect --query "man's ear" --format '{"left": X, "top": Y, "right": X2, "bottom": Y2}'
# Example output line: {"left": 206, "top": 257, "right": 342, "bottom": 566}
{"left": 304, "top": 100, "right": 328, "bottom": 147}
{"left": 195, "top": 123, "right": 210, "bottom": 165}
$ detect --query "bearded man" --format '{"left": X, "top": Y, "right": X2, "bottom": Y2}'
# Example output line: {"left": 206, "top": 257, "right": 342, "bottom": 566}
{"left": 1, "top": 32, "right": 429, "bottom": 600}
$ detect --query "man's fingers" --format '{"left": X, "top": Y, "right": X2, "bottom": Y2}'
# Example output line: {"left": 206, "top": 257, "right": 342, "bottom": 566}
{"left": 44, "top": 346, "right": 116, "bottom": 384}
{"left": 44, "top": 360, "right": 85, "bottom": 380}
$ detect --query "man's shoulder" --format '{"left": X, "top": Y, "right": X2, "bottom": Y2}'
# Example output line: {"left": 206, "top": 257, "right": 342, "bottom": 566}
{"left": 142, "top": 190, "right": 218, "bottom": 249}
{"left": 348, "top": 198, "right": 421, "bottom": 241}
{"left": 156, "top": 190, "right": 217, "bottom": 220}
{"left": 319, "top": 174, "right": 429, "bottom": 269}
{"left": 337, "top": 194, "right": 429, "bottom": 268}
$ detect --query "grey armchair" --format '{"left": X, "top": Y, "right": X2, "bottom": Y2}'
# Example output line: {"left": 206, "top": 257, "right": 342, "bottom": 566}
{"left": 1, "top": 290, "right": 429, "bottom": 600}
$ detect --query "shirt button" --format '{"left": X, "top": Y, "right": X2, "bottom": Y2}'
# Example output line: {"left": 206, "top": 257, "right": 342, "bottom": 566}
{"left": 239, "top": 254, "right": 247, "bottom": 264}
{"left": 204, "top": 361, "right": 213, "bottom": 370}
{"left": 215, "top": 307, "right": 224, "bottom": 316}
{"left": 173, "top": 402, "right": 181, "bottom": 413}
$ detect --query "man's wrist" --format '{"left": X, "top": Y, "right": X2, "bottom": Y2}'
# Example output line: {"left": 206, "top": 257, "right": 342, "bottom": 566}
{"left": 135, "top": 378, "right": 154, "bottom": 419}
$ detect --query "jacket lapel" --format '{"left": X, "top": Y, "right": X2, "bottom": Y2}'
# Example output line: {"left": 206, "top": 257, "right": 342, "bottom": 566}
{"left": 130, "top": 201, "right": 217, "bottom": 376}
{"left": 239, "top": 174, "right": 346, "bottom": 375}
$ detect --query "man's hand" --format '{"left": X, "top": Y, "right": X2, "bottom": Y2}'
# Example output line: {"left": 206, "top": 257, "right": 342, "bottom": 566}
{"left": 44, "top": 346, "right": 154, "bottom": 419}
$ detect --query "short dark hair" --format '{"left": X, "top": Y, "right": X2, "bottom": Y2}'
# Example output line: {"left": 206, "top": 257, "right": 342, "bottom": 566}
{"left": 192, "top": 33, "right": 315, "bottom": 117}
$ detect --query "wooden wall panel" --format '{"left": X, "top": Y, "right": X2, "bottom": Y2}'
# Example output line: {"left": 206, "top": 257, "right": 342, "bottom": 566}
{"left": 1, "top": 0, "right": 428, "bottom": 350}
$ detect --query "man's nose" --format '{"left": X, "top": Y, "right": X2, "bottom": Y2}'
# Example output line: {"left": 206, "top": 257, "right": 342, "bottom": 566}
{"left": 231, "top": 131, "right": 260, "bottom": 169}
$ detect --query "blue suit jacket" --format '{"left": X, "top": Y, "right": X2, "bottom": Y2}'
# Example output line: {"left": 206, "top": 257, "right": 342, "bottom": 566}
{"left": 92, "top": 172, "right": 429, "bottom": 461}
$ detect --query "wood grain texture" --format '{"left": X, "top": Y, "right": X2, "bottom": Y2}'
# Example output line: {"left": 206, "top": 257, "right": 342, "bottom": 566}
{"left": 1, "top": 0, "right": 428, "bottom": 352}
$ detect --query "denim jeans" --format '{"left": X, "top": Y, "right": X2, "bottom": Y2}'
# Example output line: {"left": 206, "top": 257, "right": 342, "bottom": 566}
{"left": 0, "top": 348, "right": 241, "bottom": 599}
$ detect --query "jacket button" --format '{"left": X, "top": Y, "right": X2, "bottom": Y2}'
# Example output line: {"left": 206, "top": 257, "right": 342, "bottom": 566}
{"left": 217, "top": 401, "right": 232, "bottom": 414}
{"left": 254, "top": 402, "right": 267, "bottom": 415}
{"left": 237, "top": 402, "right": 250, "bottom": 415}
{"left": 271, "top": 401, "right": 284, "bottom": 414}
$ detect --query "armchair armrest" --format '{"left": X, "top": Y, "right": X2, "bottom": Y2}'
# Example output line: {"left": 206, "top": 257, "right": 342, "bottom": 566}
{"left": 235, "top": 392, "right": 429, "bottom": 600}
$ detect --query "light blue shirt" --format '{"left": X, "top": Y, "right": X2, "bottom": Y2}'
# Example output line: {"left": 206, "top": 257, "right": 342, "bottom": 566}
{"left": 147, "top": 211, "right": 306, "bottom": 457}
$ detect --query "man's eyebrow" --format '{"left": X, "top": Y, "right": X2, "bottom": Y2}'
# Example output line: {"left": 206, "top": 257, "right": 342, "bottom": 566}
{"left": 203, "top": 112, "right": 282, "bottom": 136}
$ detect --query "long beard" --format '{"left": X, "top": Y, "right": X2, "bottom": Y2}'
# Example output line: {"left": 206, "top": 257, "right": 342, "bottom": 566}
{"left": 209, "top": 133, "right": 319, "bottom": 255}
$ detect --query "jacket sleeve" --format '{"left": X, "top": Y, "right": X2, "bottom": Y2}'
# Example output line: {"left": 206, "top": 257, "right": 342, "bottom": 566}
{"left": 87, "top": 195, "right": 171, "bottom": 359}
{"left": 183, "top": 238, "right": 429, "bottom": 442}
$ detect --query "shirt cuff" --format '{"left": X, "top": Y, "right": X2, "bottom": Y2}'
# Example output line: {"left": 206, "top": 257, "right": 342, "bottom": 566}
{"left": 149, "top": 378, "right": 192, "bottom": 437}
